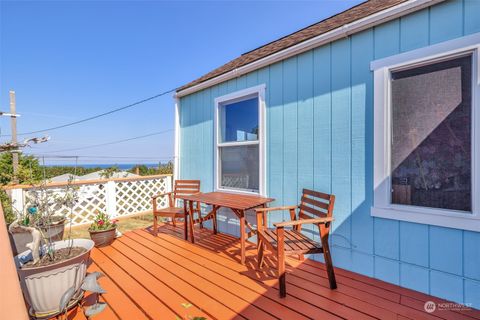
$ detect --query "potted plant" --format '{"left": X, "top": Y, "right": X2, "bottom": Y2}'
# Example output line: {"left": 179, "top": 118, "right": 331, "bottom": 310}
{"left": 8, "top": 181, "right": 73, "bottom": 255}
{"left": 8, "top": 179, "right": 97, "bottom": 318}
{"left": 88, "top": 211, "right": 118, "bottom": 247}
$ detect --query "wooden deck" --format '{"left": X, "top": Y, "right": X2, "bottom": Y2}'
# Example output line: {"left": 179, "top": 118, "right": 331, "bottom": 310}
{"left": 69, "top": 223, "right": 480, "bottom": 320}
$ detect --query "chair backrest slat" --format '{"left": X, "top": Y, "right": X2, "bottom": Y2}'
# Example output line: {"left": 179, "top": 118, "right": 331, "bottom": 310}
{"left": 173, "top": 180, "right": 200, "bottom": 203}
{"left": 299, "top": 188, "right": 334, "bottom": 220}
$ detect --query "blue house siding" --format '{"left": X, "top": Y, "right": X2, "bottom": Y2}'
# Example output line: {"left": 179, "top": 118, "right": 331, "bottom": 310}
{"left": 179, "top": 0, "right": 480, "bottom": 307}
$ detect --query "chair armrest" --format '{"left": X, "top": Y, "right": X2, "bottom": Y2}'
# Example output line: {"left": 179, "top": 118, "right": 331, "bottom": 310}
{"left": 254, "top": 205, "right": 298, "bottom": 213}
{"left": 152, "top": 191, "right": 172, "bottom": 200}
{"left": 255, "top": 205, "right": 298, "bottom": 231}
{"left": 274, "top": 217, "right": 333, "bottom": 228}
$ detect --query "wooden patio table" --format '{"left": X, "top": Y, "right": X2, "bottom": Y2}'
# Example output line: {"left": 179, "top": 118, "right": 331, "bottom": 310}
{"left": 178, "top": 192, "right": 274, "bottom": 264}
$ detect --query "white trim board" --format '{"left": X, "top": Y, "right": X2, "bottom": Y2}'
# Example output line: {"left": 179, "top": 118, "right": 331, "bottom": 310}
{"left": 173, "top": 96, "right": 180, "bottom": 181}
{"left": 176, "top": 0, "right": 445, "bottom": 98}
{"left": 371, "top": 34, "right": 480, "bottom": 232}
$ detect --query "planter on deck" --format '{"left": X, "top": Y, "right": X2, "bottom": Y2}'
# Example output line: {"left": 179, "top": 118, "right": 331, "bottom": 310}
{"left": 89, "top": 227, "right": 116, "bottom": 247}
{"left": 9, "top": 218, "right": 66, "bottom": 256}
{"left": 14, "top": 239, "right": 94, "bottom": 319}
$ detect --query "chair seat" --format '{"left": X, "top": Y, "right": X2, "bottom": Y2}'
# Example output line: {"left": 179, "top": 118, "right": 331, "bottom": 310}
{"left": 260, "top": 229, "right": 323, "bottom": 254}
{"left": 153, "top": 206, "right": 185, "bottom": 217}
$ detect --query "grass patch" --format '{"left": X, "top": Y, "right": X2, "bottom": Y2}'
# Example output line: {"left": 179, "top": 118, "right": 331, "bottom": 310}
{"left": 65, "top": 214, "right": 155, "bottom": 239}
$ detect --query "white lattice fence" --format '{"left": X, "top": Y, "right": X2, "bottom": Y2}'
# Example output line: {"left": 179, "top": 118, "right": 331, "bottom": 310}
{"left": 115, "top": 176, "right": 170, "bottom": 217}
{"left": 23, "top": 184, "right": 108, "bottom": 225}
{"left": 12, "top": 175, "right": 172, "bottom": 227}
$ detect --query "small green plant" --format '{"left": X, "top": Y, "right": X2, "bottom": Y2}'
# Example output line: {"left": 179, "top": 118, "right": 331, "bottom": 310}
{"left": 0, "top": 190, "right": 16, "bottom": 224}
{"left": 89, "top": 211, "right": 118, "bottom": 231}
{"left": 176, "top": 302, "right": 207, "bottom": 320}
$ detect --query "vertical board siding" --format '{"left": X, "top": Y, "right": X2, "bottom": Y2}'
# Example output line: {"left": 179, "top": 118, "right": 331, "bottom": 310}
{"left": 429, "top": 0, "right": 463, "bottom": 44}
{"left": 464, "top": 0, "right": 480, "bottom": 35}
{"left": 282, "top": 57, "right": 299, "bottom": 216}
{"left": 268, "top": 62, "right": 285, "bottom": 227}
{"left": 297, "top": 52, "right": 315, "bottom": 241}
{"left": 351, "top": 29, "right": 374, "bottom": 260}
{"left": 330, "top": 38, "right": 352, "bottom": 252}
{"left": 178, "top": 0, "right": 480, "bottom": 307}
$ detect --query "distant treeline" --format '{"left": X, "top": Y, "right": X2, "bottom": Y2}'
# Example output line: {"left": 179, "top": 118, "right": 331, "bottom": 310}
{"left": 42, "top": 162, "right": 174, "bottom": 178}
{"left": 128, "top": 162, "right": 173, "bottom": 176}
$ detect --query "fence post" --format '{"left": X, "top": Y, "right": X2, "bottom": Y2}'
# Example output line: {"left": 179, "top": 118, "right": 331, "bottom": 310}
{"left": 105, "top": 181, "right": 117, "bottom": 217}
{"left": 11, "top": 188, "right": 24, "bottom": 217}
{"left": 167, "top": 175, "right": 173, "bottom": 193}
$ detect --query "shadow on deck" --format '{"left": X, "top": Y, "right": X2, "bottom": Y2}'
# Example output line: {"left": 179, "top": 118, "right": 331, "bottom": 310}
{"left": 67, "top": 223, "right": 480, "bottom": 320}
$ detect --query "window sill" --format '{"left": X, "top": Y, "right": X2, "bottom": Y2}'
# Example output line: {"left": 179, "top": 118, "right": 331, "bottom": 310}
{"left": 371, "top": 206, "right": 480, "bottom": 232}
{"left": 216, "top": 187, "right": 262, "bottom": 197}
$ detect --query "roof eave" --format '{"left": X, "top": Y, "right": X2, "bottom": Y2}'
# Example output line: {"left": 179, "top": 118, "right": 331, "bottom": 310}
{"left": 176, "top": 0, "right": 445, "bottom": 98}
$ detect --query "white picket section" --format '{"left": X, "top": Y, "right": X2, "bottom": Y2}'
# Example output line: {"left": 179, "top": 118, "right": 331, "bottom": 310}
{"left": 14, "top": 174, "right": 173, "bottom": 226}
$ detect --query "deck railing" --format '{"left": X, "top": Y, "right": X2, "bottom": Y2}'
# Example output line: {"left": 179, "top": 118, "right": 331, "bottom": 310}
{"left": 5, "top": 174, "right": 173, "bottom": 226}
{"left": 0, "top": 203, "right": 29, "bottom": 319}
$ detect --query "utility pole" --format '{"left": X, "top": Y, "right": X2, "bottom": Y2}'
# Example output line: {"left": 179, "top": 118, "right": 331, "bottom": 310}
{"left": 0, "top": 90, "right": 49, "bottom": 185}
{"left": 10, "top": 90, "right": 19, "bottom": 184}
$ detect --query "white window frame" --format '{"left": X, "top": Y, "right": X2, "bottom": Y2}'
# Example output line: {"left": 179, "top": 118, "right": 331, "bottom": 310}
{"left": 370, "top": 32, "right": 480, "bottom": 232}
{"left": 214, "top": 84, "right": 266, "bottom": 196}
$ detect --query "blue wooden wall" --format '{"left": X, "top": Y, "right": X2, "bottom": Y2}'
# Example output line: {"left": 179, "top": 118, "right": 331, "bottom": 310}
{"left": 179, "top": 0, "right": 480, "bottom": 307}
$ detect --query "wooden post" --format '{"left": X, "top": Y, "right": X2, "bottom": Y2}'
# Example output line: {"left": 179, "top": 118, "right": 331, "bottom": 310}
{"left": 11, "top": 188, "right": 24, "bottom": 217}
{"left": 9, "top": 91, "right": 19, "bottom": 184}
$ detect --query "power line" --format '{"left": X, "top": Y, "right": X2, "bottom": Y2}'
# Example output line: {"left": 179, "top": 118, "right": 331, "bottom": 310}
{"left": 39, "top": 129, "right": 174, "bottom": 153}
{"left": 3, "top": 88, "right": 176, "bottom": 137}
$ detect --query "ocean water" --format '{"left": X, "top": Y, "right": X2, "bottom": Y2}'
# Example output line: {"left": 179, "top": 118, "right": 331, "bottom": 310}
{"left": 44, "top": 163, "right": 159, "bottom": 170}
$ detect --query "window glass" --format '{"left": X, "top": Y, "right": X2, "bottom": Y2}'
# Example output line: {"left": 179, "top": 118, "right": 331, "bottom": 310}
{"left": 390, "top": 55, "right": 472, "bottom": 211}
{"left": 220, "top": 145, "right": 259, "bottom": 192}
{"left": 220, "top": 97, "right": 258, "bottom": 143}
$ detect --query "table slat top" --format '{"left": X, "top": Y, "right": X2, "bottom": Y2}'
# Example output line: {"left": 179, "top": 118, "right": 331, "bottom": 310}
{"left": 177, "top": 192, "right": 274, "bottom": 210}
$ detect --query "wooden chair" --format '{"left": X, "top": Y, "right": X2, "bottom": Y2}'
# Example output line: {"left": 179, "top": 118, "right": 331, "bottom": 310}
{"left": 255, "top": 188, "right": 337, "bottom": 297}
{"left": 152, "top": 180, "right": 201, "bottom": 240}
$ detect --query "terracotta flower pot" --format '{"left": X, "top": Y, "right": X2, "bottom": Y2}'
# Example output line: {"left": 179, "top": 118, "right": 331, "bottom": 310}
{"left": 14, "top": 239, "right": 94, "bottom": 319}
{"left": 89, "top": 227, "right": 116, "bottom": 247}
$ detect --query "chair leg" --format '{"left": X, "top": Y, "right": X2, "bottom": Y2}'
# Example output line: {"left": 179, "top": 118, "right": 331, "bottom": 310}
{"left": 172, "top": 216, "right": 176, "bottom": 227}
{"left": 257, "top": 239, "right": 265, "bottom": 268}
{"left": 153, "top": 215, "right": 158, "bottom": 237}
{"left": 278, "top": 249, "right": 286, "bottom": 298}
{"left": 298, "top": 254, "right": 305, "bottom": 261}
{"left": 320, "top": 236, "right": 337, "bottom": 290}
{"left": 184, "top": 215, "right": 188, "bottom": 241}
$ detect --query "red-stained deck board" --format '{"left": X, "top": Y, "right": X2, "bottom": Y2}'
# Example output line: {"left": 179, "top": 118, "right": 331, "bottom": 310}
{"left": 68, "top": 223, "right": 479, "bottom": 320}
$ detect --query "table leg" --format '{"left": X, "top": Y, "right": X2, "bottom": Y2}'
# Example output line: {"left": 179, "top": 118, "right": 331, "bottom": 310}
{"left": 240, "top": 210, "right": 246, "bottom": 265}
{"left": 212, "top": 205, "right": 218, "bottom": 234}
{"left": 188, "top": 200, "right": 195, "bottom": 244}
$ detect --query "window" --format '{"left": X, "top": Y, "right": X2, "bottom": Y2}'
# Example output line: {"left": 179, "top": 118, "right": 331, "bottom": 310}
{"left": 371, "top": 34, "right": 480, "bottom": 231}
{"left": 214, "top": 85, "right": 266, "bottom": 195}
{"left": 391, "top": 56, "right": 472, "bottom": 212}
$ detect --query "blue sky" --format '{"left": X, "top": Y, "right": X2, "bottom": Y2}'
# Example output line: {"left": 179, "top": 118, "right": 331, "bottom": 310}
{"left": 0, "top": 0, "right": 363, "bottom": 165}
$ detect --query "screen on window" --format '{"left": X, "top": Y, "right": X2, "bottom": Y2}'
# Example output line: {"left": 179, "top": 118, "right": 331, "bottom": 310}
{"left": 220, "top": 145, "right": 259, "bottom": 192}
{"left": 390, "top": 55, "right": 472, "bottom": 212}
